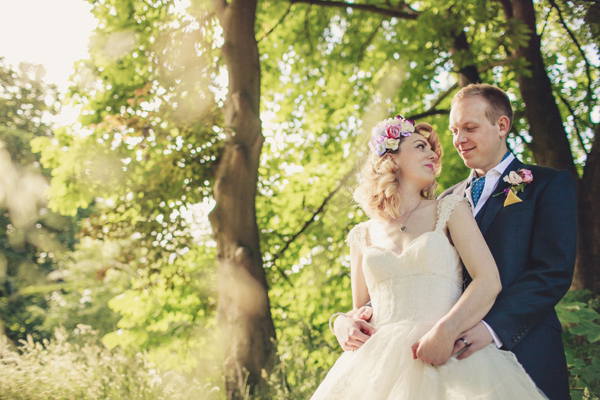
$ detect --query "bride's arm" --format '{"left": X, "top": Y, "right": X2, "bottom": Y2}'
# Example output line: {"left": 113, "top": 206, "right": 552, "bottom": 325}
{"left": 350, "top": 243, "right": 370, "bottom": 309}
{"left": 413, "top": 201, "right": 501, "bottom": 365}
{"left": 332, "top": 239, "right": 376, "bottom": 351}
{"left": 441, "top": 201, "right": 502, "bottom": 336}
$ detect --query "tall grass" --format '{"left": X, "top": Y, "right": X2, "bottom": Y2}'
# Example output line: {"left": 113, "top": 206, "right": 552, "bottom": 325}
{"left": 3, "top": 289, "right": 600, "bottom": 400}
{"left": 0, "top": 327, "right": 221, "bottom": 400}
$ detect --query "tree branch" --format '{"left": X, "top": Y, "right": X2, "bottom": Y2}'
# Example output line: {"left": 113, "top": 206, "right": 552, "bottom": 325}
{"left": 406, "top": 108, "right": 450, "bottom": 121}
{"left": 397, "top": 1, "right": 419, "bottom": 15}
{"left": 449, "top": 27, "right": 481, "bottom": 86}
{"left": 402, "top": 84, "right": 457, "bottom": 122}
{"left": 477, "top": 55, "right": 518, "bottom": 72}
{"left": 558, "top": 93, "right": 590, "bottom": 156}
{"left": 429, "top": 83, "right": 459, "bottom": 110}
{"left": 357, "top": 19, "right": 383, "bottom": 63}
{"left": 269, "top": 170, "right": 355, "bottom": 277}
{"left": 304, "top": 5, "right": 315, "bottom": 54}
{"left": 259, "top": 4, "right": 293, "bottom": 41}
{"left": 539, "top": 5, "right": 552, "bottom": 38}
{"left": 271, "top": 257, "right": 293, "bottom": 285}
{"left": 548, "top": 0, "right": 594, "bottom": 117}
{"left": 290, "top": 0, "right": 420, "bottom": 20}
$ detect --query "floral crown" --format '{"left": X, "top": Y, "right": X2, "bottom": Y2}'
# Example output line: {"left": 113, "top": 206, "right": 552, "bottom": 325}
{"left": 368, "top": 115, "right": 415, "bottom": 157}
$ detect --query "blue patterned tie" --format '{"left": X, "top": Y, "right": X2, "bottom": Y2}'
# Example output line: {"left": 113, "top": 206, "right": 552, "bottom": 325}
{"left": 471, "top": 175, "right": 486, "bottom": 207}
{"left": 470, "top": 150, "right": 511, "bottom": 207}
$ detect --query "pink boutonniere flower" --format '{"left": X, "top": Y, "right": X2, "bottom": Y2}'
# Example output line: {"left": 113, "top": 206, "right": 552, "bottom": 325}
{"left": 495, "top": 168, "right": 533, "bottom": 206}
{"left": 502, "top": 168, "right": 533, "bottom": 195}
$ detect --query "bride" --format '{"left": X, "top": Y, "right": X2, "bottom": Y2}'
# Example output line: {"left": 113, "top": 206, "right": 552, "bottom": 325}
{"left": 311, "top": 117, "right": 546, "bottom": 399}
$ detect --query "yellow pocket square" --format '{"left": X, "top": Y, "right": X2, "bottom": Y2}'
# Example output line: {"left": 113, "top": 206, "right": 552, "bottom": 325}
{"left": 503, "top": 190, "right": 522, "bottom": 207}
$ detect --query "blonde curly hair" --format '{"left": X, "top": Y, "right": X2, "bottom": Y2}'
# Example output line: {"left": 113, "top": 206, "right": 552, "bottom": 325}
{"left": 354, "top": 123, "right": 443, "bottom": 221}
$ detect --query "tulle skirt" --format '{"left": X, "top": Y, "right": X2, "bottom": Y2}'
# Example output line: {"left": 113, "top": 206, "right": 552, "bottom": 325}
{"left": 312, "top": 321, "right": 547, "bottom": 399}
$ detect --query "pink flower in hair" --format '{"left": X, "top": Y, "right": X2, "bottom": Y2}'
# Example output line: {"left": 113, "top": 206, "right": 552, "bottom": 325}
{"left": 386, "top": 125, "right": 402, "bottom": 139}
{"left": 369, "top": 115, "right": 415, "bottom": 157}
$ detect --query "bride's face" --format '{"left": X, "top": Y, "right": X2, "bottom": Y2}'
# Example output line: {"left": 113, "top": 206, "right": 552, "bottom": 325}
{"left": 392, "top": 134, "right": 438, "bottom": 188}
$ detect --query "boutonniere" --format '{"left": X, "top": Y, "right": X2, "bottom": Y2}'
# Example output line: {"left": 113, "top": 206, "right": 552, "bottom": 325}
{"left": 494, "top": 169, "right": 533, "bottom": 207}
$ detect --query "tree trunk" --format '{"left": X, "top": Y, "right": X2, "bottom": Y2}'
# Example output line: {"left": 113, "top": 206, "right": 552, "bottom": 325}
{"left": 574, "top": 2, "right": 600, "bottom": 293}
{"left": 573, "top": 130, "right": 600, "bottom": 292}
{"left": 450, "top": 29, "right": 482, "bottom": 87}
{"left": 508, "top": 0, "right": 577, "bottom": 176}
{"left": 507, "top": 0, "right": 600, "bottom": 292}
{"left": 210, "top": 1, "right": 276, "bottom": 397}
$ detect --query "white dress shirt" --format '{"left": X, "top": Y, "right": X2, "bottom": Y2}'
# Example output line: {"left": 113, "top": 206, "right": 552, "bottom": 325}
{"left": 465, "top": 153, "right": 515, "bottom": 216}
{"left": 464, "top": 152, "right": 515, "bottom": 349}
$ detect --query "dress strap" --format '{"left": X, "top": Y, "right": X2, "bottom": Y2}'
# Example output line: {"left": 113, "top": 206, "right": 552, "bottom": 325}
{"left": 346, "top": 222, "right": 370, "bottom": 249}
{"left": 435, "top": 194, "right": 467, "bottom": 233}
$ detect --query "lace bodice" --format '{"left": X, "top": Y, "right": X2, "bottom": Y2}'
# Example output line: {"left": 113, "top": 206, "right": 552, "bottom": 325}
{"left": 346, "top": 195, "right": 466, "bottom": 327}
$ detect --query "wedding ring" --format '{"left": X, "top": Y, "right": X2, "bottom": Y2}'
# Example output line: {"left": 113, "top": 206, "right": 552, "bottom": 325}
{"left": 459, "top": 338, "right": 470, "bottom": 347}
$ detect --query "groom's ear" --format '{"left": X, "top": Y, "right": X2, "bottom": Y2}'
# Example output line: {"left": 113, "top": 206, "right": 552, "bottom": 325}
{"left": 496, "top": 115, "right": 511, "bottom": 139}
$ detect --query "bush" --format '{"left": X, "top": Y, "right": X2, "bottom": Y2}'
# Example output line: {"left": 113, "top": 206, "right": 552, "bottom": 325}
{"left": 5, "top": 290, "right": 600, "bottom": 400}
{"left": 558, "top": 290, "right": 600, "bottom": 400}
{"left": 0, "top": 327, "right": 221, "bottom": 400}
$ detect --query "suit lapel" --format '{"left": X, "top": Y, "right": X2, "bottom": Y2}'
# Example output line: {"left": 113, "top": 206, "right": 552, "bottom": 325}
{"left": 478, "top": 159, "right": 525, "bottom": 235}
{"left": 475, "top": 200, "right": 487, "bottom": 225}
{"left": 451, "top": 177, "right": 484, "bottom": 222}
{"left": 452, "top": 179, "right": 469, "bottom": 198}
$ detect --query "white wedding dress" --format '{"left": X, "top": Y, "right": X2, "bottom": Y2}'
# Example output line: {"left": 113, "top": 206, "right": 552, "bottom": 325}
{"left": 312, "top": 195, "right": 547, "bottom": 399}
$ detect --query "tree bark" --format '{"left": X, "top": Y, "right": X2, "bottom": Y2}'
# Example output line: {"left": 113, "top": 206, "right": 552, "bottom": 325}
{"left": 509, "top": 0, "right": 577, "bottom": 176}
{"left": 575, "top": 0, "right": 600, "bottom": 293}
{"left": 573, "top": 130, "right": 600, "bottom": 292}
{"left": 450, "top": 29, "right": 481, "bottom": 87}
{"left": 506, "top": 0, "right": 600, "bottom": 292}
{"left": 210, "top": 0, "right": 276, "bottom": 397}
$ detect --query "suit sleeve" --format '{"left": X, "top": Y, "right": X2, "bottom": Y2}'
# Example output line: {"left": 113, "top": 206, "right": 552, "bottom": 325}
{"left": 483, "top": 170, "right": 577, "bottom": 350}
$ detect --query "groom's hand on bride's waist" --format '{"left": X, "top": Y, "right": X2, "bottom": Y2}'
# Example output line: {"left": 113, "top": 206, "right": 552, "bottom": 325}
{"left": 334, "top": 308, "right": 375, "bottom": 352}
{"left": 452, "top": 321, "right": 494, "bottom": 360}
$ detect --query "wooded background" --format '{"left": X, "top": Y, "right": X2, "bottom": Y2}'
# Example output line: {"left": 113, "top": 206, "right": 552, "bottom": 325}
{"left": 1, "top": 0, "right": 599, "bottom": 399}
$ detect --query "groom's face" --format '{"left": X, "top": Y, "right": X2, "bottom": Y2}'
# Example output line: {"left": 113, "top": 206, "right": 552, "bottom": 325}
{"left": 449, "top": 96, "right": 508, "bottom": 175}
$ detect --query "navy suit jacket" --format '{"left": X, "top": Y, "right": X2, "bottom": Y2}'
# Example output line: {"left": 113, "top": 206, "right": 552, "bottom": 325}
{"left": 441, "top": 158, "right": 577, "bottom": 399}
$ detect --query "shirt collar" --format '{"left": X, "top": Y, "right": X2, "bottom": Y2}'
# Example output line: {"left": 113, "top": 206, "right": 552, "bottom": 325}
{"left": 467, "top": 152, "right": 515, "bottom": 183}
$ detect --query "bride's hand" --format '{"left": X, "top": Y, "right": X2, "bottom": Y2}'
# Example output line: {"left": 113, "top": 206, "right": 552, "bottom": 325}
{"left": 334, "top": 316, "right": 376, "bottom": 352}
{"left": 352, "top": 306, "right": 373, "bottom": 322}
{"left": 411, "top": 324, "right": 455, "bottom": 366}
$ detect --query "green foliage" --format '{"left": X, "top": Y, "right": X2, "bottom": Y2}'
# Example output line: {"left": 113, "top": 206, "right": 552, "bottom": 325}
{"left": 29, "top": 0, "right": 224, "bottom": 366}
{"left": 101, "top": 245, "right": 218, "bottom": 370}
{"left": 0, "top": 58, "right": 59, "bottom": 134}
{"left": 558, "top": 290, "right": 600, "bottom": 399}
{"left": 0, "top": 59, "right": 79, "bottom": 345}
{"left": 538, "top": 0, "right": 599, "bottom": 165}
{"left": 12, "top": 0, "right": 600, "bottom": 398}
{"left": 0, "top": 328, "right": 221, "bottom": 400}
{"left": 38, "top": 238, "right": 131, "bottom": 340}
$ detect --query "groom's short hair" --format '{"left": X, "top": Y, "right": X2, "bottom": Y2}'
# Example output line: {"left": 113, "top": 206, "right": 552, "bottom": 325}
{"left": 452, "top": 84, "right": 513, "bottom": 131}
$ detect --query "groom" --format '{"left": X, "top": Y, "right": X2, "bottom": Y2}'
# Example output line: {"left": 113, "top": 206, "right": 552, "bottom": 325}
{"left": 333, "top": 84, "right": 577, "bottom": 399}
